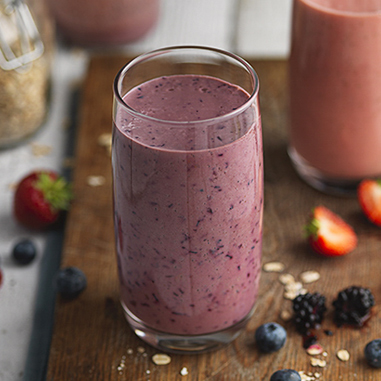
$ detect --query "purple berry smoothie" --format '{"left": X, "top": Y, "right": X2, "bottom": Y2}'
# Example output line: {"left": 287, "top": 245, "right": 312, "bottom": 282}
{"left": 289, "top": 0, "right": 381, "bottom": 181}
{"left": 48, "top": 0, "right": 159, "bottom": 45}
{"left": 112, "top": 74, "right": 263, "bottom": 335}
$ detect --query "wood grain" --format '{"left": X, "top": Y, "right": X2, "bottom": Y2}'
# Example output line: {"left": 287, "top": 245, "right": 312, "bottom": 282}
{"left": 46, "top": 55, "right": 381, "bottom": 380}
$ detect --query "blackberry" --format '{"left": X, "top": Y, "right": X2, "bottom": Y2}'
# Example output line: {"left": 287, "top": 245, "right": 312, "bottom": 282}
{"left": 292, "top": 292, "right": 327, "bottom": 335}
{"left": 333, "top": 286, "right": 375, "bottom": 327}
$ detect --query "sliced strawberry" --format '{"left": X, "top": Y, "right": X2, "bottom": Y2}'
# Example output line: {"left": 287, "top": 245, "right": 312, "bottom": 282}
{"left": 358, "top": 179, "right": 381, "bottom": 227}
{"left": 13, "top": 170, "right": 72, "bottom": 230}
{"left": 305, "top": 205, "right": 357, "bottom": 257}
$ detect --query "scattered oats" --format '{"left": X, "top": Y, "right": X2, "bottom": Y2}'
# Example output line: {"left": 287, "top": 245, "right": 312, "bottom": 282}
{"left": 263, "top": 261, "right": 285, "bottom": 273}
{"left": 279, "top": 273, "right": 295, "bottom": 285}
{"left": 306, "top": 344, "right": 324, "bottom": 356}
{"left": 314, "top": 373, "right": 321, "bottom": 379}
{"left": 280, "top": 309, "right": 293, "bottom": 321}
{"left": 142, "top": 352, "right": 148, "bottom": 357}
{"left": 117, "top": 356, "right": 126, "bottom": 372}
{"left": 300, "top": 270, "right": 320, "bottom": 284}
{"left": 98, "top": 132, "right": 112, "bottom": 147}
{"left": 322, "top": 351, "right": 328, "bottom": 357}
{"left": 152, "top": 353, "right": 171, "bottom": 365}
{"left": 285, "top": 281, "right": 303, "bottom": 292}
{"left": 137, "top": 346, "right": 145, "bottom": 354}
{"left": 310, "top": 358, "right": 327, "bottom": 368}
{"left": 299, "top": 371, "right": 315, "bottom": 381}
{"left": 180, "top": 367, "right": 188, "bottom": 376}
{"left": 98, "top": 133, "right": 112, "bottom": 156}
{"left": 284, "top": 290, "right": 299, "bottom": 300}
{"left": 284, "top": 284, "right": 308, "bottom": 300}
{"left": 284, "top": 282, "right": 303, "bottom": 299}
{"left": 30, "top": 142, "right": 52, "bottom": 157}
{"left": 87, "top": 175, "right": 106, "bottom": 187}
{"left": 146, "top": 370, "right": 151, "bottom": 374}
{"left": 127, "top": 348, "right": 133, "bottom": 355}
{"left": 337, "top": 349, "right": 350, "bottom": 362}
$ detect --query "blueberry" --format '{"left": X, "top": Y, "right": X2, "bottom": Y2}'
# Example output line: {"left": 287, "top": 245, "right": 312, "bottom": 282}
{"left": 12, "top": 239, "right": 37, "bottom": 265}
{"left": 270, "top": 369, "right": 301, "bottom": 381}
{"left": 365, "top": 339, "right": 381, "bottom": 368}
{"left": 255, "top": 322, "right": 287, "bottom": 353}
{"left": 56, "top": 267, "right": 87, "bottom": 299}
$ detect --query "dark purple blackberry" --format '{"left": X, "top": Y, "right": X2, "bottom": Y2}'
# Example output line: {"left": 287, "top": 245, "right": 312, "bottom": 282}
{"left": 292, "top": 292, "right": 327, "bottom": 335}
{"left": 333, "top": 286, "right": 375, "bottom": 327}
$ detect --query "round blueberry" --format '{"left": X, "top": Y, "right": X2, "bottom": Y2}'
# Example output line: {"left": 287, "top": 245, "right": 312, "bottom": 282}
{"left": 365, "top": 339, "right": 381, "bottom": 368}
{"left": 270, "top": 369, "right": 301, "bottom": 381}
{"left": 56, "top": 267, "right": 87, "bottom": 299}
{"left": 255, "top": 322, "right": 287, "bottom": 353}
{"left": 12, "top": 239, "right": 37, "bottom": 265}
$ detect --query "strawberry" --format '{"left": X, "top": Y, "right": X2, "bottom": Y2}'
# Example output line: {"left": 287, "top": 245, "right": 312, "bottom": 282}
{"left": 305, "top": 205, "right": 357, "bottom": 257}
{"left": 13, "top": 170, "right": 72, "bottom": 230}
{"left": 357, "top": 179, "right": 381, "bottom": 227}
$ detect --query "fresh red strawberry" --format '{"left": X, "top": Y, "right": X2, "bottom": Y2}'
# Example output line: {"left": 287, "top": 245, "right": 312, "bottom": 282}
{"left": 358, "top": 179, "right": 381, "bottom": 227}
{"left": 13, "top": 170, "right": 72, "bottom": 230}
{"left": 305, "top": 205, "right": 357, "bottom": 257}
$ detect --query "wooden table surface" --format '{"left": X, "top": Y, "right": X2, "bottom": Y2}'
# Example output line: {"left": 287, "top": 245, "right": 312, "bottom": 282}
{"left": 46, "top": 55, "right": 381, "bottom": 380}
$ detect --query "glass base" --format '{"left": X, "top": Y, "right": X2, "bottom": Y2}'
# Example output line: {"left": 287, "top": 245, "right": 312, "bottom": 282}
{"left": 121, "top": 301, "right": 255, "bottom": 354}
{"left": 288, "top": 146, "right": 361, "bottom": 197}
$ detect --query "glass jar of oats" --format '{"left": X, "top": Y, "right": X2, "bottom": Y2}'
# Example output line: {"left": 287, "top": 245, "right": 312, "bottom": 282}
{"left": 0, "top": 0, "right": 53, "bottom": 148}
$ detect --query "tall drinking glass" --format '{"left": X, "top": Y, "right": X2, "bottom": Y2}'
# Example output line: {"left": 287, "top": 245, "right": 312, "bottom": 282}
{"left": 112, "top": 46, "right": 263, "bottom": 353}
{"left": 289, "top": 0, "right": 381, "bottom": 195}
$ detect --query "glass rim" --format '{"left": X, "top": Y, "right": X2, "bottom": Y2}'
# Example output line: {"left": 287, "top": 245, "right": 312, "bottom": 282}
{"left": 300, "top": 0, "right": 381, "bottom": 16}
{"left": 113, "top": 45, "right": 259, "bottom": 126}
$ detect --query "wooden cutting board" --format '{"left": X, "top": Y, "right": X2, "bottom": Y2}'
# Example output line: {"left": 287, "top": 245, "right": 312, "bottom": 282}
{"left": 46, "top": 55, "right": 381, "bottom": 380}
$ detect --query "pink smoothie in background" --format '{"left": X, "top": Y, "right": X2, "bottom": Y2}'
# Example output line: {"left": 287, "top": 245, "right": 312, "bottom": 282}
{"left": 48, "top": 0, "right": 159, "bottom": 45}
{"left": 112, "top": 75, "right": 263, "bottom": 335}
{"left": 289, "top": 0, "right": 381, "bottom": 179}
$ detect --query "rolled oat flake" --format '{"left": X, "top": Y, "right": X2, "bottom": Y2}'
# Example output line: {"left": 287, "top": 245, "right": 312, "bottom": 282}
{"left": 152, "top": 353, "right": 171, "bottom": 365}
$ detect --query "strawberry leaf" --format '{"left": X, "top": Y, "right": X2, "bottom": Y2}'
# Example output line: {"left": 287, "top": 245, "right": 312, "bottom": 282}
{"left": 35, "top": 172, "right": 73, "bottom": 211}
{"left": 305, "top": 216, "right": 320, "bottom": 238}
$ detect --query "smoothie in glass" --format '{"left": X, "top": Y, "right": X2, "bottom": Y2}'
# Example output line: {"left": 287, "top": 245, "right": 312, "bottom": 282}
{"left": 112, "top": 47, "right": 263, "bottom": 353}
{"left": 289, "top": 0, "right": 381, "bottom": 194}
{"left": 48, "top": 0, "right": 159, "bottom": 45}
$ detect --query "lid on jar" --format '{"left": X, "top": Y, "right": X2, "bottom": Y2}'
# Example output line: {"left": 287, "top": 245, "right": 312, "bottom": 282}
{"left": 0, "top": 0, "right": 44, "bottom": 70}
